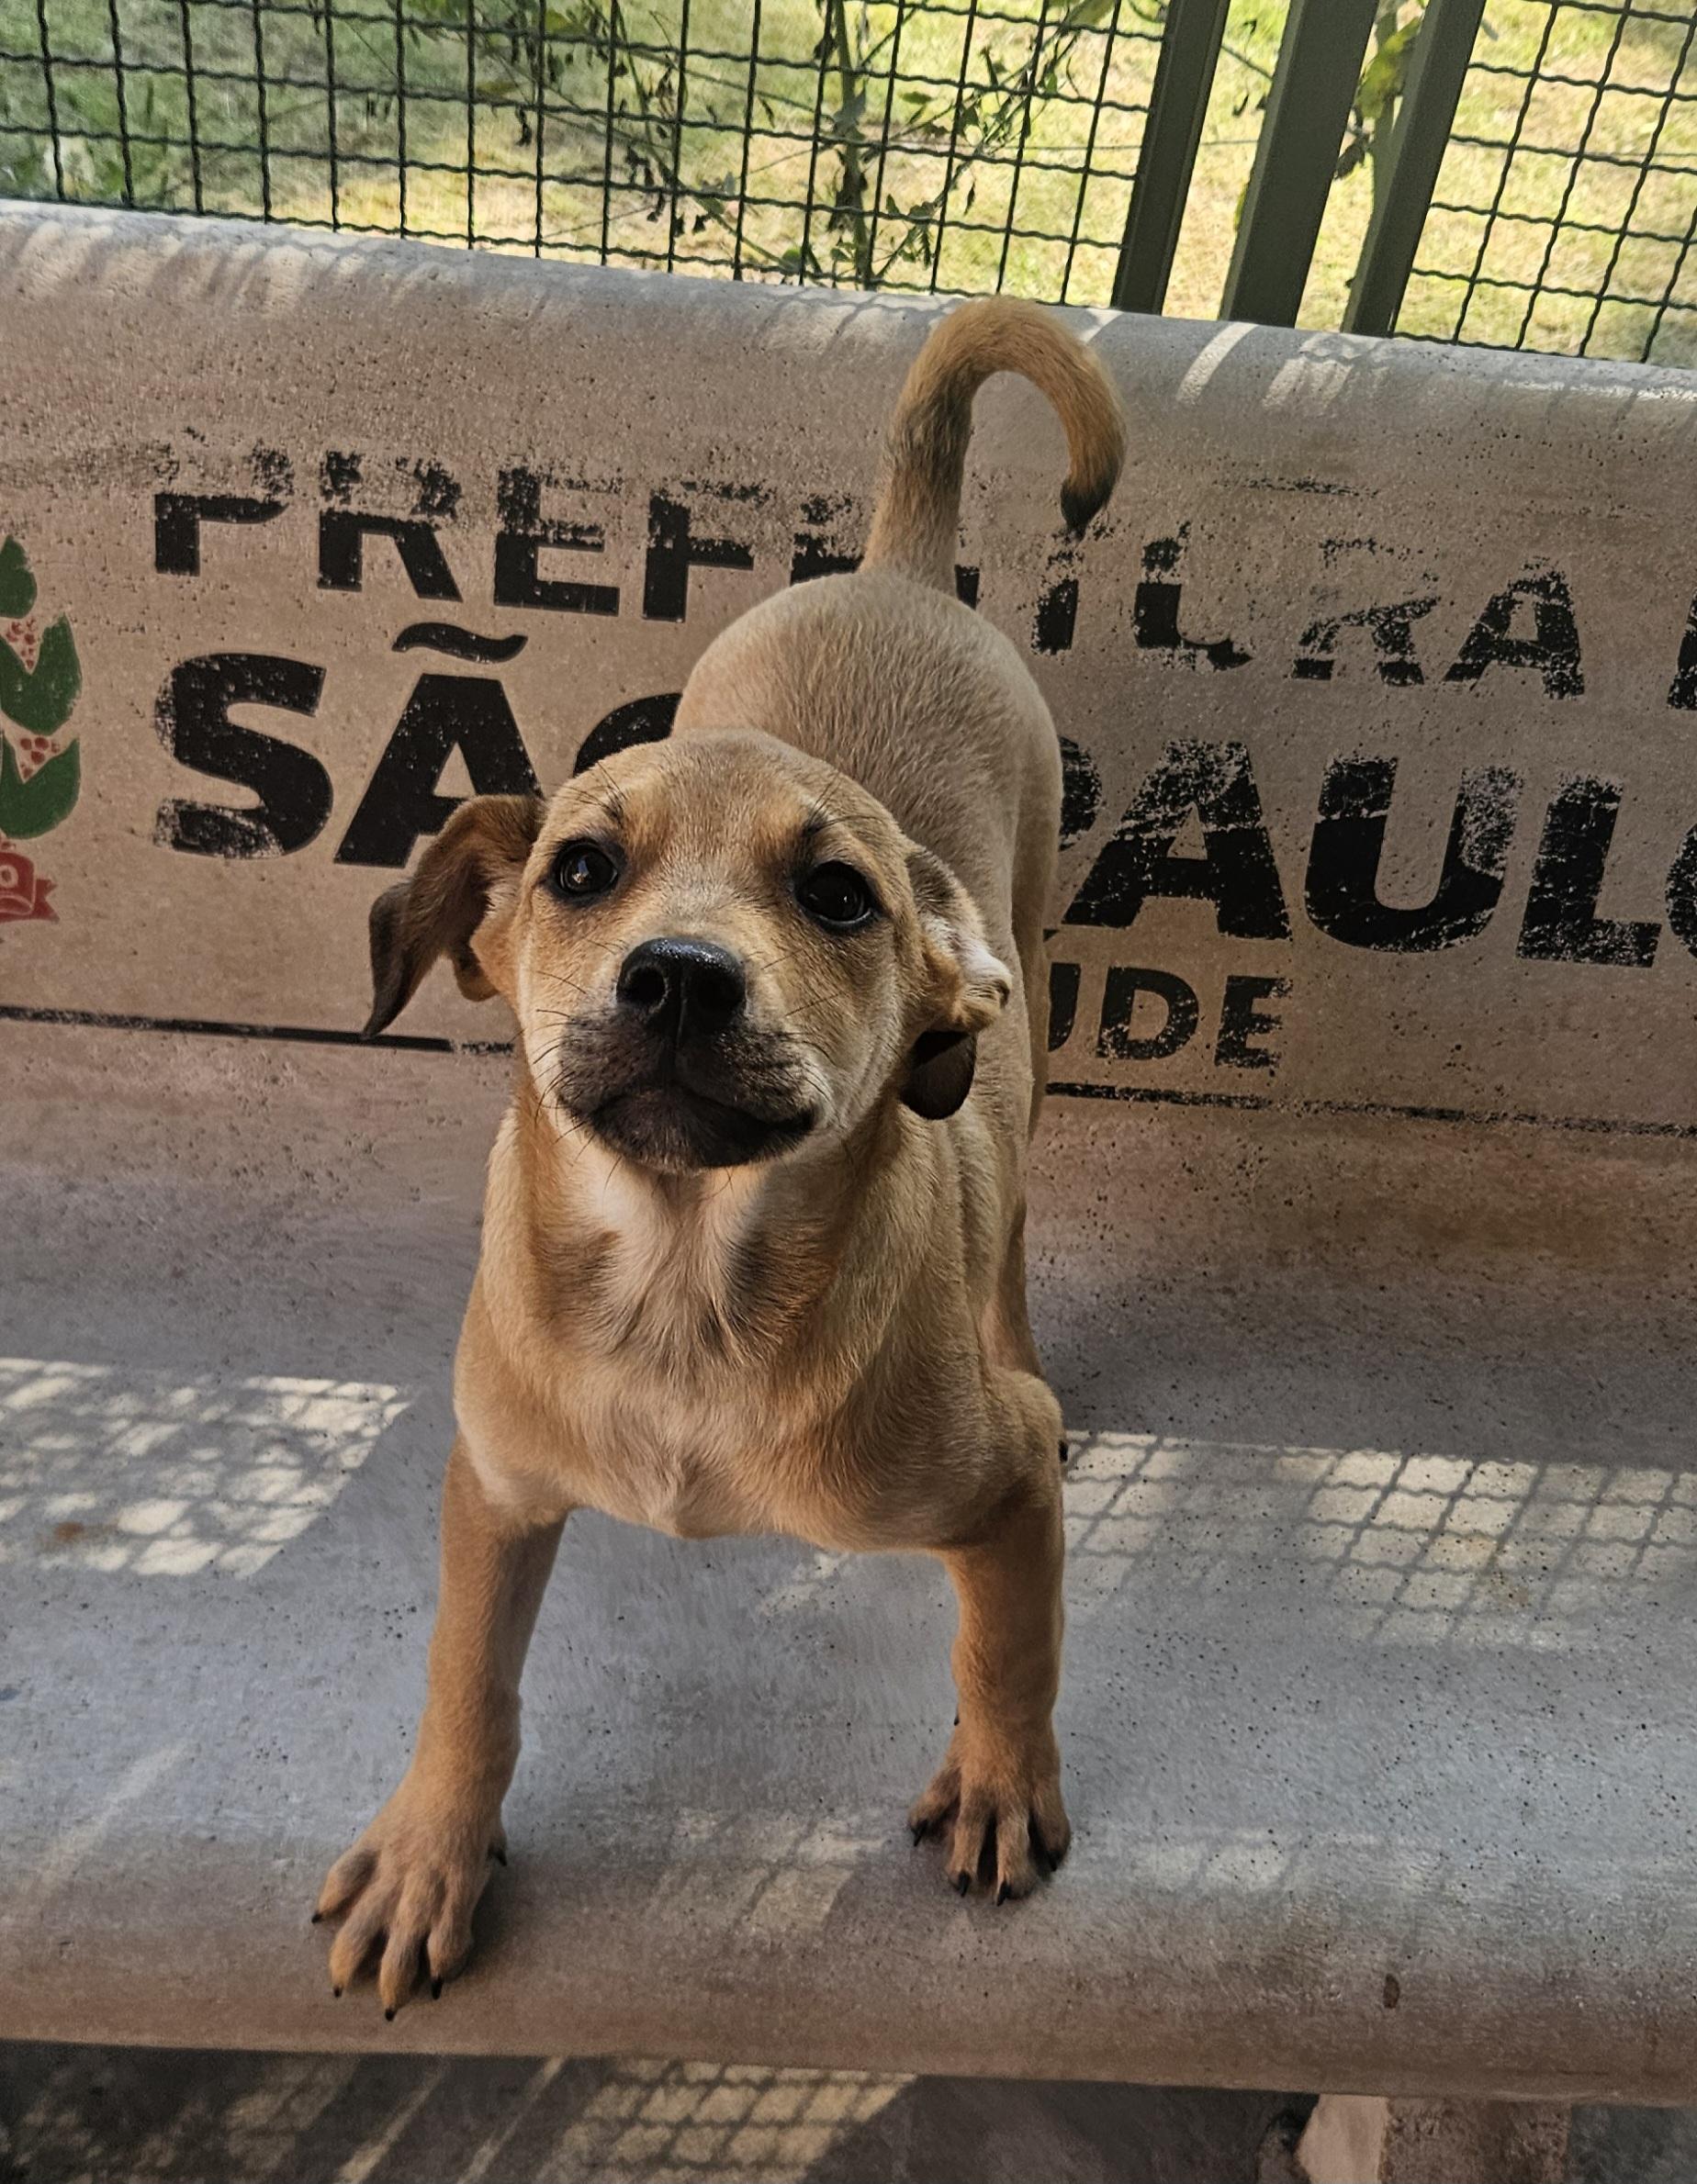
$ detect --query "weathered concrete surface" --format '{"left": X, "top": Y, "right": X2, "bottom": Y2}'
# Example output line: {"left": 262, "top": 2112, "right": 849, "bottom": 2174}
{"left": 4, "top": 1017, "right": 1697, "bottom": 2098}
{"left": 5, "top": 207, "right": 1697, "bottom": 2104}
{"left": 1291, "top": 2094, "right": 1568, "bottom": 2182}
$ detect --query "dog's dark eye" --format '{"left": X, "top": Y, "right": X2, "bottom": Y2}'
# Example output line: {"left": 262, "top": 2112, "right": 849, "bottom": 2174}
{"left": 551, "top": 840, "right": 621, "bottom": 900}
{"left": 797, "top": 861, "right": 877, "bottom": 931}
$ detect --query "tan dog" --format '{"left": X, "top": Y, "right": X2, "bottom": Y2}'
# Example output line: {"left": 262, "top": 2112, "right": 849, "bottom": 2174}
{"left": 314, "top": 298, "right": 1124, "bottom": 2013}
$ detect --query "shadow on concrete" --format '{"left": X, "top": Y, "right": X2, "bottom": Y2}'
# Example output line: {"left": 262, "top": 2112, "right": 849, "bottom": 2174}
{"left": 4, "top": 2043, "right": 1690, "bottom": 2181}
{"left": 0, "top": 2043, "right": 1295, "bottom": 2184}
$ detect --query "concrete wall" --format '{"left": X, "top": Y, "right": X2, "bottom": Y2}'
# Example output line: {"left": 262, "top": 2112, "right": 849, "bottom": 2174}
{"left": 5, "top": 204, "right": 1697, "bottom": 1138}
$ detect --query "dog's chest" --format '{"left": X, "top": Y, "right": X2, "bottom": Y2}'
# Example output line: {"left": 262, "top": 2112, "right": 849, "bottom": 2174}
{"left": 579, "top": 1369, "right": 781, "bottom": 1540}
{"left": 559, "top": 1193, "right": 806, "bottom": 1538}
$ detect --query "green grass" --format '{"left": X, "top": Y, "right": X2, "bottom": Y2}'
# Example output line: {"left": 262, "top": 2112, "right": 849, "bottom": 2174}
{"left": 0, "top": 0, "right": 1691, "bottom": 363}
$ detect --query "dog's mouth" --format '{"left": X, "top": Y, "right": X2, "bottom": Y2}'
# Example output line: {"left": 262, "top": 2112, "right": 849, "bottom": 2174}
{"left": 550, "top": 1011, "right": 818, "bottom": 1173}
{"left": 585, "top": 1080, "right": 815, "bottom": 1171}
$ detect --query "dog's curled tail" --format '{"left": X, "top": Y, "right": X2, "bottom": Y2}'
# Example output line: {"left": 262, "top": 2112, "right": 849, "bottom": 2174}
{"left": 861, "top": 297, "right": 1124, "bottom": 589}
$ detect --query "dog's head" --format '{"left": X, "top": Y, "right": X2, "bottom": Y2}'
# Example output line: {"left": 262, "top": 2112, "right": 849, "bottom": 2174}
{"left": 365, "top": 730, "right": 1011, "bottom": 1173}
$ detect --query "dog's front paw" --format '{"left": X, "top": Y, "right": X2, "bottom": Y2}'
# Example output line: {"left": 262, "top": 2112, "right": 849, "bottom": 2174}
{"left": 313, "top": 1771, "right": 506, "bottom": 2014}
{"left": 908, "top": 1719, "right": 1069, "bottom": 1901}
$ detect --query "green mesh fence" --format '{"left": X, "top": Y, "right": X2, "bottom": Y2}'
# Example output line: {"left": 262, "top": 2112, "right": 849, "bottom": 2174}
{"left": 0, "top": 0, "right": 1165, "bottom": 297}
{"left": 1400, "top": 0, "right": 1696, "bottom": 364}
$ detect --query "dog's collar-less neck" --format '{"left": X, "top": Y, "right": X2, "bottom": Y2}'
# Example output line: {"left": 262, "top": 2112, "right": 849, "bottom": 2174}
{"left": 509, "top": 1092, "right": 937, "bottom": 1390}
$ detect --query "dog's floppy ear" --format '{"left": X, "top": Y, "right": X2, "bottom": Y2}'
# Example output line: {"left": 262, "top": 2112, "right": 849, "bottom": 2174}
{"left": 365, "top": 793, "right": 545, "bottom": 1036}
{"left": 902, "top": 845, "right": 1013, "bottom": 1120}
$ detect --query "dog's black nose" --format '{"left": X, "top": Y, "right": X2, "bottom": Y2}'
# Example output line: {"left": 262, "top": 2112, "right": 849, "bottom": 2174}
{"left": 617, "top": 936, "right": 747, "bottom": 1037}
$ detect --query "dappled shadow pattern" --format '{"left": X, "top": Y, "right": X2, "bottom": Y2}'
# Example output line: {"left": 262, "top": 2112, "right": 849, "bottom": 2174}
{"left": 1, "top": 2047, "right": 906, "bottom": 2183}
{"left": 1064, "top": 1429, "right": 1697, "bottom": 1645}
{"left": 0, "top": 1356, "right": 405, "bottom": 1578}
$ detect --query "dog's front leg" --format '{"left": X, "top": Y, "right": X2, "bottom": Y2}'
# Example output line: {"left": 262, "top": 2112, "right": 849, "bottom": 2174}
{"left": 315, "top": 1438, "right": 567, "bottom": 2011}
{"left": 909, "top": 1380, "right": 1069, "bottom": 1902}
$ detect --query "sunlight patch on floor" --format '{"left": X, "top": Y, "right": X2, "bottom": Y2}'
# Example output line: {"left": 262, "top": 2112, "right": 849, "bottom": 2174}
{"left": 0, "top": 1357, "right": 407, "bottom": 1576}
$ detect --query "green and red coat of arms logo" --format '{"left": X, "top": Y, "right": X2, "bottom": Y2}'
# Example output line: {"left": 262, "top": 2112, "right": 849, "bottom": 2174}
{"left": 0, "top": 534, "right": 81, "bottom": 923}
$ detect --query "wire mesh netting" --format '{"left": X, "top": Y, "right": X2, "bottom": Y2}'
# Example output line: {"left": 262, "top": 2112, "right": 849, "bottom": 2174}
{"left": 1399, "top": 0, "right": 1697, "bottom": 363}
{"left": 1, "top": 0, "right": 1694, "bottom": 361}
{"left": 0, "top": 0, "right": 1173, "bottom": 297}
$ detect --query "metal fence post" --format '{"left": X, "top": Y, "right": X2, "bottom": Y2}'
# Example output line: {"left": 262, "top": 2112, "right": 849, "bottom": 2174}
{"left": 1219, "top": 0, "right": 1380, "bottom": 327}
{"left": 1343, "top": 0, "right": 1487, "bottom": 334}
{"left": 1110, "top": 0, "right": 1231, "bottom": 314}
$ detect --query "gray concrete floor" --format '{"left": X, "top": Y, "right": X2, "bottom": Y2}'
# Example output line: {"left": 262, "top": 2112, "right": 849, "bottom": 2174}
{"left": 0, "top": 2046, "right": 1688, "bottom": 2183}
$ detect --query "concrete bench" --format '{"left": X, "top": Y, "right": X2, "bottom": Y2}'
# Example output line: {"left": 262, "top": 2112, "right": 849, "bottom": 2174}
{"left": 5, "top": 203, "right": 1697, "bottom": 2181}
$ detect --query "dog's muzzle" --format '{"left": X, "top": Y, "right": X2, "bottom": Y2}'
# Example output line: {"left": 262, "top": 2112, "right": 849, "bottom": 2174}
{"left": 553, "top": 936, "right": 815, "bottom": 1171}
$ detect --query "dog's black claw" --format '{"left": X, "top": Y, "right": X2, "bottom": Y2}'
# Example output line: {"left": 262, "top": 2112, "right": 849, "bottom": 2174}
{"left": 995, "top": 1881, "right": 1012, "bottom": 1906}
{"left": 431, "top": 1977, "right": 443, "bottom": 2000}
{"left": 331, "top": 1986, "right": 343, "bottom": 1999}
{"left": 489, "top": 1846, "right": 507, "bottom": 1865}
{"left": 310, "top": 1911, "right": 322, "bottom": 1925}
{"left": 912, "top": 1821, "right": 927, "bottom": 1845}
{"left": 384, "top": 2007, "right": 396, "bottom": 2022}
{"left": 1058, "top": 1438, "right": 1070, "bottom": 1466}
{"left": 954, "top": 1871, "right": 971, "bottom": 1897}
